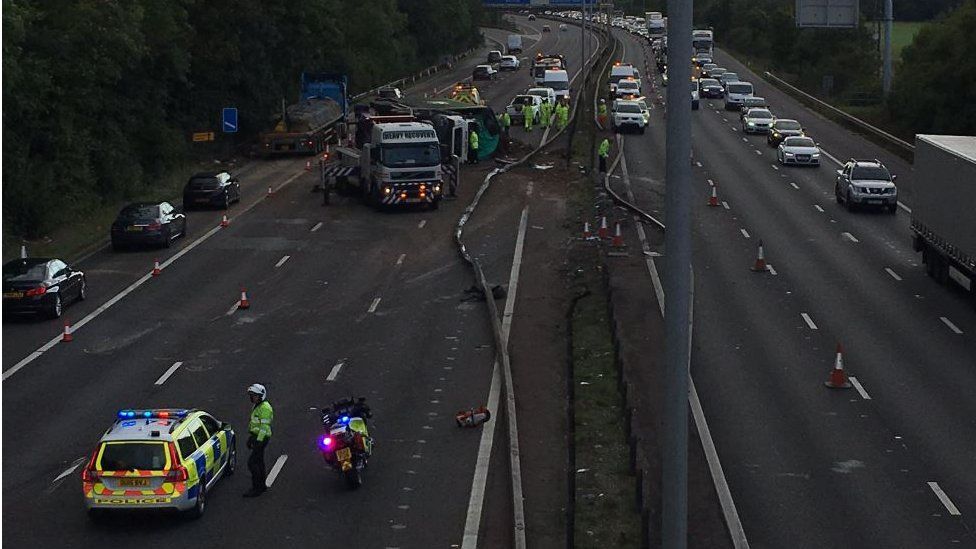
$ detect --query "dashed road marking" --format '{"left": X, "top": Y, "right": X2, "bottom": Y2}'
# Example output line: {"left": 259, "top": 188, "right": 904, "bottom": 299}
{"left": 265, "top": 455, "right": 288, "bottom": 487}
{"left": 225, "top": 302, "right": 240, "bottom": 316}
{"left": 275, "top": 255, "right": 290, "bottom": 268}
{"left": 766, "top": 264, "right": 778, "bottom": 276}
{"left": 848, "top": 376, "right": 871, "bottom": 400}
{"left": 731, "top": 127, "right": 738, "bottom": 132}
{"left": 940, "top": 316, "right": 963, "bottom": 334}
{"left": 790, "top": 182, "right": 800, "bottom": 190}
{"left": 327, "top": 360, "right": 345, "bottom": 381}
{"left": 418, "top": 220, "right": 427, "bottom": 229}
{"left": 927, "top": 482, "right": 961, "bottom": 515}
{"left": 741, "top": 137, "right": 748, "bottom": 142}
{"left": 311, "top": 222, "right": 323, "bottom": 232}
{"left": 800, "top": 312, "right": 818, "bottom": 330}
{"left": 842, "top": 232, "right": 859, "bottom": 243}
{"left": 154, "top": 361, "right": 184, "bottom": 386}
{"left": 722, "top": 201, "right": 730, "bottom": 210}
{"left": 885, "top": 267, "right": 902, "bottom": 281}
{"left": 695, "top": 161, "right": 703, "bottom": 167}
{"left": 754, "top": 150, "right": 762, "bottom": 156}
{"left": 814, "top": 205, "right": 825, "bottom": 213}
{"left": 368, "top": 297, "right": 382, "bottom": 313}
{"left": 396, "top": 253, "right": 406, "bottom": 266}
{"left": 707, "top": 179, "right": 715, "bottom": 186}
{"left": 740, "top": 228, "right": 751, "bottom": 239}
{"left": 771, "top": 164, "right": 779, "bottom": 170}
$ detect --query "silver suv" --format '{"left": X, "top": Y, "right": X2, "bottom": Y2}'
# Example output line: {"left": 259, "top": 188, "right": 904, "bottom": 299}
{"left": 835, "top": 160, "right": 898, "bottom": 213}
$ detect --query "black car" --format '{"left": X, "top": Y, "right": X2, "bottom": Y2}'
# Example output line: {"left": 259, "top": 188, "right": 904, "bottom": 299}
{"left": 3, "top": 258, "right": 86, "bottom": 318}
{"left": 767, "top": 119, "right": 805, "bottom": 147}
{"left": 110, "top": 201, "right": 187, "bottom": 250}
{"left": 182, "top": 171, "right": 241, "bottom": 210}
{"left": 472, "top": 66, "right": 495, "bottom": 80}
{"left": 698, "top": 78, "right": 724, "bottom": 98}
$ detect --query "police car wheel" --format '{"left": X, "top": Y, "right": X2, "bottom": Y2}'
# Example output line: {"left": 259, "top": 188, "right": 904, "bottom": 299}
{"left": 186, "top": 484, "right": 206, "bottom": 519}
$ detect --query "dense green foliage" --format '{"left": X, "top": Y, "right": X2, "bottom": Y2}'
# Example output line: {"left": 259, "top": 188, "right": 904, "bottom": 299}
{"left": 3, "top": 0, "right": 485, "bottom": 238}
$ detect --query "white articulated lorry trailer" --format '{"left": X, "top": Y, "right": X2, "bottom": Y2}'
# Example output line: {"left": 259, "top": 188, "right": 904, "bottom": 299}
{"left": 910, "top": 134, "right": 976, "bottom": 301}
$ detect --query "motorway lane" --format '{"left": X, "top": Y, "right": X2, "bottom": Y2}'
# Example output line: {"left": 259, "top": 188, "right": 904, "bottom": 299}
{"left": 611, "top": 27, "right": 976, "bottom": 546}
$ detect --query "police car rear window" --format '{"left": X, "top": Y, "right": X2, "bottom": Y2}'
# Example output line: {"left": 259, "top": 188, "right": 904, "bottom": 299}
{"left": 99, "top": 442, "right": 167, "bottom": 471}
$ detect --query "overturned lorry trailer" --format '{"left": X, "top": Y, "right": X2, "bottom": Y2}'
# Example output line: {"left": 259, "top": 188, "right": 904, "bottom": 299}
{"left": 910, "top": 134, "right": 976, "bottom": 301}
{"left": 409, "top": 98, "right": 501, "bottom": 161}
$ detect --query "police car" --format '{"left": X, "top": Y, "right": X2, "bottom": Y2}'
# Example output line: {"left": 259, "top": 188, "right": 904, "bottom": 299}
{"left": 82, "top": 409, "right": 236, "bottom": 520}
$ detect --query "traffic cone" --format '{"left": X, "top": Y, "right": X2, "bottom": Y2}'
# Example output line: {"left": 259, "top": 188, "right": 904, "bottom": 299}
{"left": 598, "top": 216, "right": 609, "bottom": 239}
{"left": 582, "top": 221, "right": 592, "bottom": 239}
{"left": 708, "top": 186, "right": 719, "bottom": 207}
{"left": 612, "top": 222, "right": 625, "bottom": 248}
{"left": 20, "top": 245, "right": 27, "bottom": 259}
{"left": 62, "top": 320, "right": 73, "bottom": 343}
{"left": 305, "top": 160, "right": 312, "bottom": 171}
{"left": 751, "top": 240, "right": 767, "bottom": 272}
{"left": 152, "top": 258, "right": 161, "bottom": 277}
{"left": 220, "top": 215, "right": 230, "bottom": 228}
{"left": 239, "top": 287, "right": 251, "bottom": 310}
{"left": 266, "top": 186, "right": 275, "bottom": 198}
{"left": 824, "top": 344, "right": 851, "bottom": 389}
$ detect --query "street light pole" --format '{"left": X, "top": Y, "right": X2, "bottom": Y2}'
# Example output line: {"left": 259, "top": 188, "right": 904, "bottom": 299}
{"left": 882, "top": 0, "right": 893, "bottom": 96}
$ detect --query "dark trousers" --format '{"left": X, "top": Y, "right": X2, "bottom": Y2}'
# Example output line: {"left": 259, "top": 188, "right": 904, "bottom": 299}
{"left": 248, "top": 438, "right": 269, "bottom": 491}
{"left": 599, "top": 155, "right": 608, "bottom": 173}
{"left": 469, "top": 144, "right": 479, "bottom": 164}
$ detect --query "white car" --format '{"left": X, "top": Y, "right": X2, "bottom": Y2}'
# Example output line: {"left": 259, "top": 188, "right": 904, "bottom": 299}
{"left": 559, "top": 23, "right": 568, "bottom": 31}
{"left": 506, "top": 95, "right": 543, "bottom": 124}
{"left": 526, "top": 87, "right": 557, "bottom": 106}
{"left": 614, "top": 78, "right": 641, "bottom": 98}
{"left": 778, "top": 136, "right": 821, "bottom": 166}
{"left": 611, "top": 99, "right": 647, "bottom": 134}
{"left": 499, "top": 55, "right": 520, "bottom": 71}
{"left": 724, "top": 81, "right": 754, "bottom": 110}
{"left": 741, "top": 108, "right": 774, "bottom": 134}
{"left": 718, "top": 72, "right": 740, "bottom": 89}
{"left": 637, "top": 98, "right": 651, "bottom": 125}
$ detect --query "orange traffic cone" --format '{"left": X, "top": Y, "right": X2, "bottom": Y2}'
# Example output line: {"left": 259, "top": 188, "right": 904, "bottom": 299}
{"left": 583, "top": 221, "right": 592, "bottom": 239}
{"left": 62, "top": 320, "right": 73, "bottom": 343}
{"left": 305, "top": 160, "right": 312, "bottom": 171}
{"left": 598, "top": 216, "right": 609, "bottom": 239}
{"left": 751, "top": 240, "right": 767, "bottom": 272}
{"left": 266, "top": 186, "right": 275, "bottom": 198}
{"left": 708, "top": 186, "right": 719, "bottom": 207}
{"left": 612, "top": 222, "right": 625, "bottom": 248}
{"left": 152, "top": 258, "right": 162, "bottom": 277}
{"left": 824, "top": 344, "right": 851, "bottom": 389}
{"left": 239, "top": 287, "right": 251, "bottom": 310}
{"left": 220, "top": 215, "right": 230, "bottom": 228}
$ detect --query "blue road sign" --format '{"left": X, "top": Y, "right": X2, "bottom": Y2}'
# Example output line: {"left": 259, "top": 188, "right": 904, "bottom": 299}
{"left": 222, "top": 107, "right": 238, "bottom": 133}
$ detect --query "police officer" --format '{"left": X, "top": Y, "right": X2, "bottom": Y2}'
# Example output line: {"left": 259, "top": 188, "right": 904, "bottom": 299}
{"left": 244, "top": 384, "right": 274, "bottom": 497}
{"left": 598, "top": 99, "right": 609, "bottom": 129}
{"left": 523, "top": 102, "right": 535, "bottom": 132}
{"left": 499, "top": 111, "right": 511, "bottom": 152}
{"left": 468, "top": 124, "right": 480, "bottom": 164}
{"left": 599, "top": 137, "right": 611, "bottom": 173}
{"left": 540, "top": 99, "right": 551, "bottom": 129}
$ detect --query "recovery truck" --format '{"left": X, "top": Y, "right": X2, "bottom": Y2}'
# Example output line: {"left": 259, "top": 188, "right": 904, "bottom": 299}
{"left": 532, "top": 54, "right": 567, "bottom": 86}
{"left": 259, "top": 73, "right": 347, "bottom": 157}
{"left": 910, "top": 134, "right": 976, "bottom": 301}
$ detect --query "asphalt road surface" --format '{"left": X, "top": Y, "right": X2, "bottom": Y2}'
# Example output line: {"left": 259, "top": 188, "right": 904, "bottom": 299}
{"left": 610, "top": 26, "right": 975, "bottom": 548}
{"left": 2, "top": 16, "right": 598, "bottom": 549}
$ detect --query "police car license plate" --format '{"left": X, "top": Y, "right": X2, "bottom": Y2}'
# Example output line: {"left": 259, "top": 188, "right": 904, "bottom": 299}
{"left": 3, "top": 292, "right": 23, "bottom": 298}
{"left": 118, "top": 478, "right": 150, "bottom": 487}
{"left": 336, "top": 448, "right": 351, "bottom": 461}
{"left": 868, "top": 199, "right": 882, "bottom": 205}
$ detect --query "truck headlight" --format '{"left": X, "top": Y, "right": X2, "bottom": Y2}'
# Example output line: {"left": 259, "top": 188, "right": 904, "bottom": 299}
{"left": 812, "top": 152, "right": 820, "bottom": 157}
{"left": 748, "top": 122, "right": 755, "bottom": 126}
{"left": 383, "top": 187, "right": 392, "bottom": 195}
{"left": 784, "top": 152, "right": 795, "bottom": 157}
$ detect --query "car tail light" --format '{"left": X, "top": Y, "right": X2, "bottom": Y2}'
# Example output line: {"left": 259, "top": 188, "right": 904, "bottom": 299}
{"left": 165, "top": 442, "right": 188, "bottom": 481}
{"left": 147, "top": 221, "right": 162, "bottom": 231}
{"left": 24, "top": 285, "right": 47, "bottom": 297}
{"left": 81, "top": 448, "right": 100, "bottom": 483}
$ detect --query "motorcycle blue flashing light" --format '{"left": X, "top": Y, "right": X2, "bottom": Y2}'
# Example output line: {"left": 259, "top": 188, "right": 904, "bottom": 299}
{"left": 340, "top": 416, "right": 350, "bottom": 424}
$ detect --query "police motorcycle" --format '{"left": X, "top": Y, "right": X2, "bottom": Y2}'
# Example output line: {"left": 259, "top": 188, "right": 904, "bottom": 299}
{"left": 317, "top": 397, "right": 373, "bottom": 489}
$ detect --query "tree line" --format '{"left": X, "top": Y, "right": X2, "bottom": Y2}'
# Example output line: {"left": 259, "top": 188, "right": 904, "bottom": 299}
{"left": 3, "top": 0, "right": 486, "bottom": 239}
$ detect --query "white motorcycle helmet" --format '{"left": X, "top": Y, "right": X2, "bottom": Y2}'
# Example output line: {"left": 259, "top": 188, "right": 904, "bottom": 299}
{"left": 247, "top": 383, "right": 267, "bottom": 400}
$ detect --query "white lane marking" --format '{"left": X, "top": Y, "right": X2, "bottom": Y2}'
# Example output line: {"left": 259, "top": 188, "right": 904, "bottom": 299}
{"left": 790, "top": 182, "right": 800, "bottom": 190}
{"left": 3, "top": 169, "right": 308, "bottom": 381}
{"left": 327, "top": 360, "right": 344, "bottom": 381}
{"left": 771, "top": 164, "right": 779, "bottom": 170}
{"left": 800, "top": 312, "right": 819, "bottom": 330}
{"left": 723, "top": 117, "right": 728, "bottom": 122}
{"left": 820, "top": 148, "right": 845, "bottom": 167}
{"left": 767, "top": 264, "right": 778, "bottom": 276}
{"left": 885, "top": 267, "right": 902, "bottom": 281}
{"left": 396, "top": 253, "right": 406, "bottom": 266}
{"left": 310, "top": 221, "right": 323, "bottom": 232}
{"left": 463, "top": 206, "right": 529, "bottom": 549}
{"left": 940, "top": 316, "right": 963, "bottom": 334}
{"left": 154, "top": 361, "right": 184, "bottom": 386}
{"left": 225, "top": 301, "right": 240, "bottom": 316}
{"left": 741, "top": 137, "right": 748, "bottom": 142}
{"left": 274, "top": 255, "right": 290, "bottom": 268}
{"left": 707, "top": 178, "right": 715, "bottom": 186}
{"left": 898, "top": 201, "right": 912, "bottom": 213}
{"left": 418, "top": 220, "right": 427, "bottom": 229}
{"left": 848, "top": 376, "right": 872, "bottom": 400}
{"left": 814, "top": 204, "right": 825, "bottom": 213}
{"left": 842, "top": 232, "right": 859, "bottom": 243}
{"left": 731, "top": 127, "right": 738, "bottom": 132}
{"left": 53, "top": 457, "right": 87, "bottom": 483}
{"left": 740, "top": 228, "right": 751, "bottom": 239}
{"left": 754, "top": 150, "right": 762, "bottom": 156}
{"left": 265, "top": 455, "right": 288, "bottom": 488}
{"left": 722, "top": 201, "right": 730, "bottom": 210}
{"left": 927, "top": 482, "right": 961, "bottom": 515}
{"left": 368, "top": 297, "right": 382, "bottom": 313}
{"left": 695, "top": 161, "right": 703, "bottom": 167}
{"left": 526, "top": 181, "right": 534, "bottom": 196}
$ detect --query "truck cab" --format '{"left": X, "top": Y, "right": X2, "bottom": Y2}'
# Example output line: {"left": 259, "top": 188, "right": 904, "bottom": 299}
{"left": 363, "top": 121, "right": 443, "bottom": 208}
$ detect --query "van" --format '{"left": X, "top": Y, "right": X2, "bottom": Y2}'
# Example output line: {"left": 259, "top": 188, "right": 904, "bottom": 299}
{"left": 723, "top": 81, "right": 754, "bottom": 110}
{"left": 543, "top": 69, "right": 570, "bottom": 101}
{"left": 609, "top": 63, "right": 640, "bottom": 95}
{"left": 507, "top": 34, "right": 523, "bottom": 54}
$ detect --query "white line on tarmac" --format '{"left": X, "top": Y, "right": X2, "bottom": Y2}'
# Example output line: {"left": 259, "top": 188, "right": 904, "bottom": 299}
{"left": 418, "top": 220, "right": 427, "bottom": 229}
{"left": 754, "top": 150, "right": 762, "bottom": 156}
{"left": 885, "top": 267, "right": 902, "bottom": 281}
{"left": 731, "top": 127, "right": 738, "bottom": 132}
{"left": 927, "top": 482, "right": 961, "bottom": 515}
{"left": 740, "top": 228, "right": 751, "bottom": 239}
{"left": 790, "top": 182, "right": 800, "bottom": 190}
{"left": 848, "top": 376, "right": 872, "bottom": 399}
{"left": 265, "top": 455, "right": 288, "bottom": 488}
{"left": 766, "top": 264, "right": 778, "bottom": 276}
{"left": 800, "top": 312, "right": 819, "bottom": 330}
{"left": 53, "top": 457, "right": 87, "bottom": 483}
{"left": 741, "top": 137, "right": 748, "bottom": 142}
{"left": 820, "top": 148, "right": 845, "bottom": 167}
{"left": 310, "top": 221, "right": 323, "bottom": 232}
{"left": 814, "top": 204, "right": 825, "bottom": 213}
{"left": 722, "top": 201, "right": 730, "bottom": 210}
{"left": 771, "top": 164, "right": 779, "bottom": 170}
{"left": 940, "top": 316, "right": 964, "bottom": 334}
{"left": 225, "top": 301, "right": 240, "bottom": 316}
{"left": 842, "top": 232, "right": 860, "bottom": 243}
{"left": 696, "top": 161, "right": 703, "bottom": 167}
{"left": 723, "top": 117, "right": 728, "bottom": 122}
{"left": 154, "top": 361, "right": 184, "bottom": 386}
{"left": 327, "top": 361, "right": 344, "bottom": 381}
{"left": 707, "top": 179, "right": 715, "bottom": 186}
{"left": 396, "top": 253, "right": 406, "bottom": 266}
{"left": 274, "top": 255, "right": 290, "bottom": 268}
{"left": 368, "top": 297, "right": 382, "bottom": 314}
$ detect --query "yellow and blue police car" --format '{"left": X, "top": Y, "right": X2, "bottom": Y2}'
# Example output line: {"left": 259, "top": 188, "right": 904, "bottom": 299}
{"left": 82, "top": 408, "right": 236, "bottom": 520}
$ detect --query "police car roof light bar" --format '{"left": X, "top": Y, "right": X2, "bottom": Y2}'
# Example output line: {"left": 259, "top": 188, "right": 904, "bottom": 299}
{"left": 117, "top": 408, "right": 189, "bottom": 420}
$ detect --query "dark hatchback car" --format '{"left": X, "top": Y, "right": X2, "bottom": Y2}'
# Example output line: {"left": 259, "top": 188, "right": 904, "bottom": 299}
{"left": 767, "top": 119, "right": 805, "bottom": 147}
{"left": 3, "top": 258, "right": 86, "bottom": 318}
{"left": 698, "top": 78, "right": 724, "bottom": 98}
{"left": 182, "top": 171, "right": 241, "bottom": 210}
{"left": 110, "top": 201, "right": 187, "bottom": 250}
